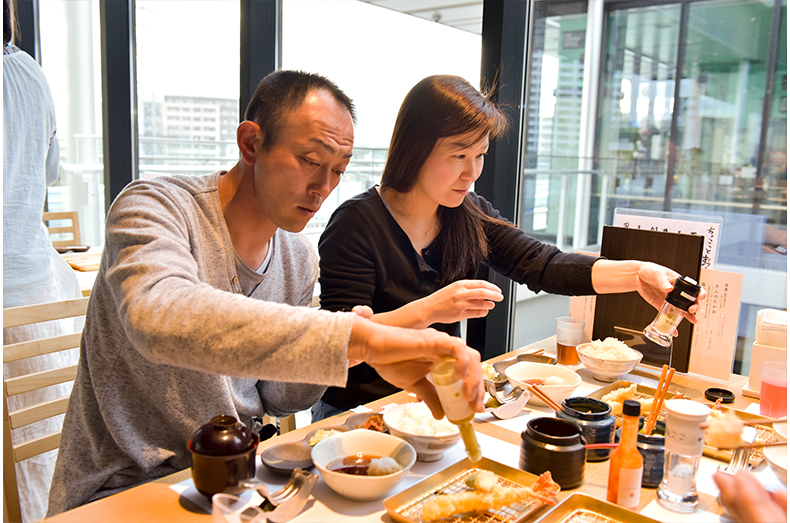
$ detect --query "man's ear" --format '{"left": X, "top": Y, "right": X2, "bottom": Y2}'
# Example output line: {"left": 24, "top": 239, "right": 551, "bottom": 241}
{"left": 237, "top": 121, "right": 263, "bottom": 165}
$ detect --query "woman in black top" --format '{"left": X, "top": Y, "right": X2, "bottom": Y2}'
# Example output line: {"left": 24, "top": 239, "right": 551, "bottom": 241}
{"left": 314, "top": 75, "right": 704, "bottom": 421}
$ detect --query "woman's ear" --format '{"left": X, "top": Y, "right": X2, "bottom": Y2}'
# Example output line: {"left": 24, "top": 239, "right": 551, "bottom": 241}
{"left": 237, "top": 121, "right": 263, "bottom": 165}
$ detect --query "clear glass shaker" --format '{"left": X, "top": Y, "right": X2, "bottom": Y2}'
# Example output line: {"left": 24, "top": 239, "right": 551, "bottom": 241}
{"left": 656, "top": 399, "right": 711, "bottom": 512}
{"left": 644, "top": 276, "right": 702, "bottom": 347}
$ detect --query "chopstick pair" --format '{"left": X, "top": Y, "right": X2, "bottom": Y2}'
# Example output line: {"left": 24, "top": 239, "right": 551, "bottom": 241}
{"left": 643, "top": 364, "right": 675, "bottom": 435}
{"left": 715, "top": 440, "right": 787, "bottom": 451}
{"left": 526, "top": 384, "right": 562, "bottom": 411}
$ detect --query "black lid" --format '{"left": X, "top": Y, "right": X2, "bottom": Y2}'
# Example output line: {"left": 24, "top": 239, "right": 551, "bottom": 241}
{"left": 705, "top": 387, "right": 735, "bottom": 403}
{"left": 623, "top": 399, "right": 641, "bottom": 417}
{"left": 665, "top": 276, "right": 702, "bottom": 311}
{"left": 188, "top": 415, "right": 258, "bottom": 456}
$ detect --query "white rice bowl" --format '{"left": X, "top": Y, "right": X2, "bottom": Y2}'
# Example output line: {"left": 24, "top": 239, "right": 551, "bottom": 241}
{"left": 383, "top": 403, "right": 461, "bottom": 462}
{"left": 576, "top": 338, "right": 643, "bottom": 382}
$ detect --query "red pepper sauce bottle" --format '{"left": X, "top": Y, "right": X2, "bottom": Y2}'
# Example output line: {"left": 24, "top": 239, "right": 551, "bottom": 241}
{"left": 607, "top": 399, "right": 644, "bottom": 509}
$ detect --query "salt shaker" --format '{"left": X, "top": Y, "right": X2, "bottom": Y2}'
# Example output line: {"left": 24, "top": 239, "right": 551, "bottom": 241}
{"left": 656, "top": 399, "right": 711, "bottom": 512}
{"left": 643, "top": 276, "right": 702, "bottom": 347}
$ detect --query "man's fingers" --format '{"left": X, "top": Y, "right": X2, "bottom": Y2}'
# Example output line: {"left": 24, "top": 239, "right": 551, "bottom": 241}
{"left": 406, "top": 379, "right": 444, "bottom": 418}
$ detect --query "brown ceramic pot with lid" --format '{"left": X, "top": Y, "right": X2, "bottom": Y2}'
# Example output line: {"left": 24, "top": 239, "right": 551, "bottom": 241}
{"left": 187, "top": 415, "right": 259, "bottom": 497}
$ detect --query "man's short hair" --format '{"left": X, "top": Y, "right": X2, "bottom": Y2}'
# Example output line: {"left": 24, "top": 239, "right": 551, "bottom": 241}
{"left": 244, "top": 70, "right": 356, "bottom": 150}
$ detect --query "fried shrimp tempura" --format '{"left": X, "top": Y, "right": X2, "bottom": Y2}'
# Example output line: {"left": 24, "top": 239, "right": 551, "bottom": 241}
{"left": 422, "top": 471, "right": 559, "bottom": 521}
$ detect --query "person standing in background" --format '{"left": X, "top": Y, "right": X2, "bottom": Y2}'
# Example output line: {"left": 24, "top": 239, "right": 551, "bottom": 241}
{"left": 3, "top": 0, "right": 84, "bottom": 521}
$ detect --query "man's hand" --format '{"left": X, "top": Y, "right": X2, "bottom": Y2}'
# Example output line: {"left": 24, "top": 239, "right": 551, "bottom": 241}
{"left": 347, "top": 316, "right": 484, "bottom": 418}
{"left": 714, "top": 471, "right": 787, "bottom": 523}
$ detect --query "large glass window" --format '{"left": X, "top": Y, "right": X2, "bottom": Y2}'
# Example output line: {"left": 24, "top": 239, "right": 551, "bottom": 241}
{"left": 135, "top": 1, "right": 240, "bottom": 181}
{"left": 39, "top": 0, "right": 105, "bottom": 247}
{"left": 282, "top": 0, "right": 483, "bottom": 248}
{"left": 516, "top": 0, "right": 787, "bottom": 373}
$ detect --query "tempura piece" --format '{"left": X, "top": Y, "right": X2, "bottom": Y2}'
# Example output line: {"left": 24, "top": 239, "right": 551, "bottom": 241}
{"left": 602, "top": 383, "right": 637, "bottom": 416}
{"left": 356, "top": 414, "right": 385, "bottom": 432}
{"left": 637, "top": 397, "right": 654, "bottom": 416}
{"left": 705, "top": 410, "right": 745, "bottom": 449}
{"left": 602, "top": 383, "right": 637, "bottom": 405}
{"left": 422, "top": 471, "right": 559, "bottom": 521}
{"left": 482, "top": 363, "right": 504, "bottom": 382}
{"left": 308, "top": 429, "right": 340, "bottom": 447}
{"left": 601, "top": 384, "right": 653, "bottom": 417}
{"left": 464, "top": 470, "right": 499, "bottom": 492}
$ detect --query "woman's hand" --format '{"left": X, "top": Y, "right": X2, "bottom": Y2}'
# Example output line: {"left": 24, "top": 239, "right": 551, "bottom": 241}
{"left": 346, "top": 316, "right": 485, "bottom": 418}
{"left": 415, "top": 280, "right": 504, "bottom": 326}
{"left": 634, "top": 262, "right": 707, "bottom": 324}
{"left": 592, "top": 260, "right": 707, "bottom": 325}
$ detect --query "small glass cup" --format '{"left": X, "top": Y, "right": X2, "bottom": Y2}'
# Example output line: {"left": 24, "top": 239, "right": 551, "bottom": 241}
{"left": 761, "top": 361, "right": 787, "bottom": 419}
{"left": 212, "top": 493, "right": 266, "bottom": 523}
{"left": 556, "top": 316, "right": 586, "bottom": 365}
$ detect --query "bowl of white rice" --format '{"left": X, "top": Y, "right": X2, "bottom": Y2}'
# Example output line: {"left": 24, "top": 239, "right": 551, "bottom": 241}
{"left": 576, "top": 338, "right": 643, "bottom": 382}
{"left": 382, "top": 402, "right": 461, "bottom": 462}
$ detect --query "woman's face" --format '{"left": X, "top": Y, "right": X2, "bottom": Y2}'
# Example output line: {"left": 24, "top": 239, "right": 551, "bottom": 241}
{"left": 413, "top": 131, "right": 490, "bottom": 209}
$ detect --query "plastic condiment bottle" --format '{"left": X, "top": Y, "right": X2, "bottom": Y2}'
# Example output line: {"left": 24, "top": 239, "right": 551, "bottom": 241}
{"left": 607, "top": 399, "right": 643, "bottom": 509}
{"left": 643, "top": 276, "right": 702, "bottom": 347}
{"left": 430, "top": 357, "right": 482, "bottom": 462}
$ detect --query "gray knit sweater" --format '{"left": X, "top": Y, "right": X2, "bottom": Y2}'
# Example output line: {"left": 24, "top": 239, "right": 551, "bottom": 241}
{"left": 47, "top": 172, "right": 353, "bottom": 515}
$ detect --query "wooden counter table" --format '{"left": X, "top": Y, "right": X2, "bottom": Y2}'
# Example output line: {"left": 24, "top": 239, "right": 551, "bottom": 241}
{"left": 44, "top": 337, "right": 774, "bottom": 523}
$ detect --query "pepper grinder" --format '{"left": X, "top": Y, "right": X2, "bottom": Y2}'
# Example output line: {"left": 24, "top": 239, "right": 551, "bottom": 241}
{"left": 643, "top": 276, "right": 702, "bottom": 347}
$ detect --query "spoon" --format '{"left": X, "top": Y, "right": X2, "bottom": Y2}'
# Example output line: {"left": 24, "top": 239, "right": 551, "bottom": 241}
{"left": 483, "top": 387, "right": 530, "bottom": 419}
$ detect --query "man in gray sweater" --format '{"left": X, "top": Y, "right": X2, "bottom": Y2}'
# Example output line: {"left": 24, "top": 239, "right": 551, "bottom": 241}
{"left": 48, "top": 71, "right": 483, "bottom": 515}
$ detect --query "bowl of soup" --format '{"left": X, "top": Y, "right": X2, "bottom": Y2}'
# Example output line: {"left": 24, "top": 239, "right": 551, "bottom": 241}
{"left": 311, "top": 429, "right": 416, "bottom": 501}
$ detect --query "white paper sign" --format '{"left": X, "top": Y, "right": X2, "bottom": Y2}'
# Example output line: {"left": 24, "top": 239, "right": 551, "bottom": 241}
{"left": 688, "top": 268, "right": 744, "bottom": 381}
{"left": 613, "top": 209, "right": 722, "bottom": 269}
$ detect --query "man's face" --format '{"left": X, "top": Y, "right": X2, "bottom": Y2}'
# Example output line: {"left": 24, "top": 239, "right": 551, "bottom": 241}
{"left": 252, "top": 89, "right": 354, "bottom": 232}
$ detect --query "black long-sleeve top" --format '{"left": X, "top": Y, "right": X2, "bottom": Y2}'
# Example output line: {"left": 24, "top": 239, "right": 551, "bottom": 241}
{"left": 318, "top": 187, "right": 598, "bottom": 410}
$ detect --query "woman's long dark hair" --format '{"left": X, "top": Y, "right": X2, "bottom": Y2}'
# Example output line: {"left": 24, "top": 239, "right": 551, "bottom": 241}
{"left": 380, "top": 75, "right": 510, "bottom": 285}
{"left": 4, "top": 0, "right": 16, "bottom": 47}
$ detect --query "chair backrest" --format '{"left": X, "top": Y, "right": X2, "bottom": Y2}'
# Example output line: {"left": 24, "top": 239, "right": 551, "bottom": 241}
{"left": 3, "top": 296, "right": 89, "bottom": 523}
{"left": 42, "top": 211, "right": 81, "bottom": 248}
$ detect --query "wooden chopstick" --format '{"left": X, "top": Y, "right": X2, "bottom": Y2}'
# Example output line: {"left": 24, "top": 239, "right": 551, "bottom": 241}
{"left": 527, "top": 384, "right": 562, "bottom": 411}
{"left": 649, "top": 367, "right": 675, "bottom": 434}
{"left": 644, "top": 365, "right": 668, "bottom": 430}
{"left": 743, "top": 416, "right": 788, "bottom": 426}
{"left": 717, "top": 440, "right": 788, "bottom": 451}
{"left": 585, "top": 443, "right": 620, "bottom": 449}
{"left": 645, "top": 365, "right": 674, "bottom": 435}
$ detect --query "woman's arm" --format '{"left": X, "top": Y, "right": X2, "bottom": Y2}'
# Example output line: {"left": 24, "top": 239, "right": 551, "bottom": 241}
{"left": 591, "top": 259, "right": 706, "bottom": 323}
{"left": 369, "top": 279, "right": 504, "bottom": 329}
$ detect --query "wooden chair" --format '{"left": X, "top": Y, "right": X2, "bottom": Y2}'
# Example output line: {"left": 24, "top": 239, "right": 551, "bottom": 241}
{"left": 3, "top": 296, "right": 89, "bottom": 523}
{"left": 42, "top": 211, "right": 81, "bottom": 248}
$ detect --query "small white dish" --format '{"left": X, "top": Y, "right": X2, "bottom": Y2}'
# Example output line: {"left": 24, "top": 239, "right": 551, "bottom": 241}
{"left": 774, "top": 421, "right": 787, "bottom": 441}
{"left": 505, "top": 362, "right": 581, "bottom": 407}
{"left": 764, "top": 444, "right": 787, "bottom": 486}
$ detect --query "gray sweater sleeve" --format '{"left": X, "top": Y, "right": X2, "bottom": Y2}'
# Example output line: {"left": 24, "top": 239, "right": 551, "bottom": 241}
{"left": 102, "top": 177, "right": 352, "bottom": 386}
